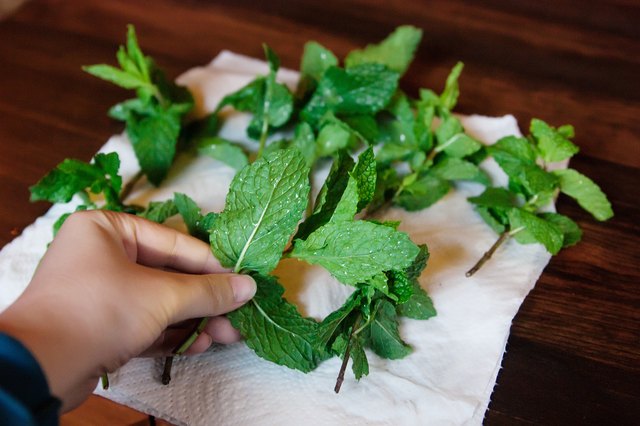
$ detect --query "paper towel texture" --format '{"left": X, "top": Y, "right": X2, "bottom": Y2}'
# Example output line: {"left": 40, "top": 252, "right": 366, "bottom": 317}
{"left": 0, "top": 51, "right": 555, "bottom": 426}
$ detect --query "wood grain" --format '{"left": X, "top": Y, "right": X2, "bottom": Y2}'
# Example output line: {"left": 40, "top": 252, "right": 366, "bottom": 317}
{"left": 1, "top": 0, "right": 638, "bottom": 424}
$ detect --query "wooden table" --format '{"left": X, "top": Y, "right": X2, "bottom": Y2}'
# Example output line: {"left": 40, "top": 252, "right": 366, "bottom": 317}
{"left": 1, "top": 1, "right": 638, "bottom": 424}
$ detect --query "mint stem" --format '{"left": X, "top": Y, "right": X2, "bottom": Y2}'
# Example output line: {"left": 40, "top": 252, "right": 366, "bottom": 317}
{"left": 101, "top": 373, "right": 109, "bottom": 390}
{"left": 161, "top": 317, "right": 210, "bottom": 385}
{"left": 334, "top": 313, "right": 362, "bottom": 393}
{"left": 161, "top": 356, "right": 174, "bottom": 385}
{"left": 466, "top": 231, "right": 510, "bottom": 277}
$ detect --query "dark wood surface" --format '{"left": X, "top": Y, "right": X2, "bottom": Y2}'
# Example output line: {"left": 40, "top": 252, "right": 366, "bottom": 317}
{"left": 1, "top": 1, "right": 638, "bottom": 424}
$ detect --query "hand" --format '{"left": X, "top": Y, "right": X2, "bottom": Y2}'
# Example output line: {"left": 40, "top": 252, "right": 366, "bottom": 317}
{"left": 0, "top": 210, "right": 256, "bottom": 411}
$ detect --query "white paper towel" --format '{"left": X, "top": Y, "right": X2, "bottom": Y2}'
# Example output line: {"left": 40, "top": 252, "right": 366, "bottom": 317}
{"left": 0, "top": 51, "right": 557, "bottom": 426}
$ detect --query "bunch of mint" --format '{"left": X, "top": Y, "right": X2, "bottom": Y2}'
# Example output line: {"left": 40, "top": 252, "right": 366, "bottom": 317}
{"left": 29, "top": 25, "right": 612, "bottom": 391}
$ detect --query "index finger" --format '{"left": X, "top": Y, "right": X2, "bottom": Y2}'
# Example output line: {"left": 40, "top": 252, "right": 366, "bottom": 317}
{"left": 90, "top": 210, "right": 229, "bottom": 274}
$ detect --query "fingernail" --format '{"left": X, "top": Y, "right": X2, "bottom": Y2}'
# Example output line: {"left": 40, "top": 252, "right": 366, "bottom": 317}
{"left": 230, "top": 275, "right": 256, "bottom": 303}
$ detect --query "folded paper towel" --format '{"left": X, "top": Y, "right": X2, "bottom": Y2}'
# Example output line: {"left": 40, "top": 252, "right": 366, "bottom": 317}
{"left": 0, "top": 51, "right": 556, "bottom": 426}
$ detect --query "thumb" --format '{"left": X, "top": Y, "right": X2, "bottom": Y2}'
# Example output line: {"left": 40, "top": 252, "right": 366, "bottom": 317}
{"left": 157, "top": 270, "right": 257, "bottom": 324}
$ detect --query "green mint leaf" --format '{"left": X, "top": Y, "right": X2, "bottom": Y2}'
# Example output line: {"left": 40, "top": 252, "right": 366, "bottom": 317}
{"left": 341, "top": 115, "right": 379, "bottom": 144}
{"left": 300, "top": 41, "right": 338, "bottom": 83}
{"left": 217, "top": 77, "right": 265, "bottom": 113}
{"left": 292, "top": 220, "right": 419, "bottom": 285}
{"left": 345, "top": 25, "right": 422, "bottom": 75}
{"left": 349, "top": 335, "right": 369, "bottom": 380}
{"left": 352, "top": 146, "right": 376, "bottom": 211}
{"left": 491, "top": 136, "right": 537, "bottom": 163}
{"left": 291, "top": 122, "right": 317, "bottom": 167}
{"left": 30, "top": 154, "right": 122, "bottom": 205}
{"left": 430, "top": 157, "right": 490, "bottom": 184}
{"left": 108, "top": 98, "right": 151, "bottom": 121}
{"left": 414, "top": 102, "right": 435, "bottom": 153}
{"left": 316, "top": 120, "right": 356, "bottom": 157}
{"left": 475, "top": 206, "right": 508, "bottom": 234}
{"left": 330, "top": 332, "right": 369, "bottom": 380}
{"left": 331, "top": 176, "right": 359, "bottom": 223}
{"left": 93, "top": 152, "right": 123, "bottom": 195}
{"left": 137, "top": 199, "right": 178, "bottom": 223}
{"left": 553, "top": 168, "right": 613, "bottom": 221}
{"left": 440, "top": 62, "right": 464, "bottom": 110}
{"left": 369, "top": 167, "right": 400, "bottom": 212}
{"left": 227, "top": 274, "right": 323, "bottom": 372}
{"left": 126, "top": 106, "right": 181, "bottom": 185}
{"left": 508, "top": 208, "right": 564, "bottom": 254}
{"left": 365, "top": 299, "right": 411, "bottom": 359}
{"left": 83, "top": 64, "right": 151, "bottom": 91}
{"left": 378, "top": 92, "right": 416, "bottom": 148}
{"left": 558, "top": 124, "right": 575, "bottom": 138}
{"left": 395, "top": 174, "right": 450, "bottom": 211}
{"left": 396, "top": 281, "right": 436, "bottom": 320}
{"left": 405, "top": 244, "right": 430, "bottom": 281}
{"left": 539, "top": 212, "right": 582, "bottom": 248}
{"left": 530, "top": 118, "right": 579, "bottom": 163}
{"left": 247, "top": 81, "right": 294, "bottom": 140}
{"left": 317, "top": 291, "right": 361, "bottom": 349}
{"left": 197, "top": 137, "right": 249, "bottom": 170}
{"left": 173, "top": 193, "right": 218, "bottom": 242}
{"left": 387, "top": 270, "right": 413, "bottom": 303}
{"left": 295, "top": 151, "right": 354, "bottom": 240}
{"left": 301, "top": 64, "right": 399, "bottom": 126}
{"left": 436, "top": 133, "right": 482, "bottom": 158}
{"left": 490, "top": 144, "right": 558, "bottom": 198}
{"left": 210, "top": 148, "right": 309, "bottom": 274}
{"left": 468, "top": 187, "right": 517, "bottom": 209}
{"left": 125, "top": 24, "right": 150, "bottom": 81}
{"left": 367, "top": 273, "right": 394, "bottom": 300}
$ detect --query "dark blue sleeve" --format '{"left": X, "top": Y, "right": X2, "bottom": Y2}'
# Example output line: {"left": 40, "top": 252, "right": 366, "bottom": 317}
{"left": 0, "top": 333, "right": 61, "bottom": 426}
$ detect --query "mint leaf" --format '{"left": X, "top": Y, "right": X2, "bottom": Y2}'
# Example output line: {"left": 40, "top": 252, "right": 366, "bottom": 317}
{"left": 173, "top": 193, "right": 217, "bottom": 241}
{"left": 316, "top": 120, "right": 356, "bottom": 157}
{"left": 395, "top": 174, "right": 450, "bottom": 210}
{"left": 301, "top": 64, "right": 399, "bottom": 126}
{"left": 430, "top": 157, "right": 490, "bottom": 184}
{"left": 291, "top": 122, "right": 316, "bottom": 167}
{"left": 491, "top": 136, "right": 537, "bottom": 163}
{"left": 197, "top": 137, "right": 248, "bottom": 170}
{"left": 436, "top": 133, "right": 482, "bottom": 158}
{"left": 530, "top": 118, "right": 579, "bottom": 163}
{"left": 137, "top": 199, "right": 178, "bottom": 223}
{"left": 553, "top": 168, "right": 613, "bottom": 221}
{"left": 300, "top": 41, "right": 338, "bottom": 83}
{"left": 475, "top": 206, "right": 508, "bottom": 234}
{"left": 349, "top": 335, "right": 369, "bottom": 380}
{"left": 30, "top": 153, "right": 122, "bottom": 208}
{"left": 210, "top": 148, "right": 309, "bottom": 274}
{"left": 83, "top": 64, "right": 151, "bottom": 91}
{"left": 292, "top": 220, "right": 419, "bottom": 285}
{"left": 539, "top": 212, "right": 582, "bottom": 247}
{"left": 331, "top": 176, "right": 359, "bottom": 223}
{"left": 217, "top": 77, "right": 265, "bottom": 113}
{"left": 345, "top": 25, "right": 422, "bottom": 75}
{"left": 396, "top": 281, "right": 436, "bottom": 320}
{"left": 508, "top": 208, "right": 563, "bottom": 254}
{"left": 352, "top": 146, "right": 377, "bottom": 211}
{"left": 440, "top": 62, "right": 464, "bottom": 110}
{"left": 387, "top": 270, "right": 413, "bottom": 303}
{"left": 317, "top": 291, "right": 361, "bottom": 349}
{"left": 126, "top": 105, "right": 181, "bottom": 185}
{"left": 295, "top": 151, "right": 354, "bottom": 240}
{"left": 468, "top": 187, "right": 517, "bottom": 209}
{"left": 405, "top": 244, "right": 430, "bottom": 281}
{"left": 365, "top": 299, "right": 411, "bottom": 359}
{"left": 227, "top": 274, "right": 323, "bottom": 372}
{"left": 330, "top": 332, "right": 369, "bottom": 380}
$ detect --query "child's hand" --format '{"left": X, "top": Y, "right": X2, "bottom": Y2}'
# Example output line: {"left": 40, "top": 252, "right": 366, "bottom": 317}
{"left": 0, "top": 210, "right": 256, "bottom": 410}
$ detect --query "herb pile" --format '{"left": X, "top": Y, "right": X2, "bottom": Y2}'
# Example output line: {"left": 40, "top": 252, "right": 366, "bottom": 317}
{"left": 30, "top": 25, "right": 612, "bottom": 391}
